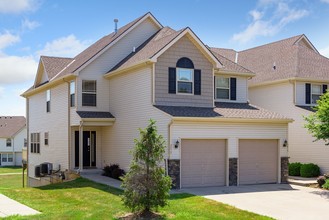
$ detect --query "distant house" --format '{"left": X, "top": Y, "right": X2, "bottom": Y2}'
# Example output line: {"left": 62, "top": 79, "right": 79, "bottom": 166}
{"left": 212, "top": 35, "right": 329, "bottom": 174}
{"left": 22, "top": 12, "right": 292, "bottom": 188}
{"left": 0, "top": 116, "right": 26, "bottom": 166}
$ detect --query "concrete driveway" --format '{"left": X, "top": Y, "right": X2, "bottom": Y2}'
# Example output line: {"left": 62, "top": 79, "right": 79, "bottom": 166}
{"left": 180, "top": 184, "right": 329, "bottom": 220}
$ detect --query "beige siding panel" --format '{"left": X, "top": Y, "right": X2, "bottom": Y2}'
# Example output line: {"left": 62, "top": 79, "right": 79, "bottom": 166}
{"left": 104, "top": 67, "right": 171, "bottom": 170}
{"left": 77, "top": 18, "right": 159, "bottom": 112}
{"left": 239, "top": 139, "right": 278, "bottom": 185}
{"left": 70, "top": 108, "right": 80, "bottom": 126}
{"left": 181, "top": 139, "right": 226, "bottom": 187}
{"left": 155, "top": 36, "right": 214, "bottom": 107}
{"left": 249, "top": 82, "right": 329, "bottom": 173}
{"left": 171, "top": 122, "right": 287, "bottom": 160}
{"left": 28, "top": 83, "right": 69, "bottom": 178}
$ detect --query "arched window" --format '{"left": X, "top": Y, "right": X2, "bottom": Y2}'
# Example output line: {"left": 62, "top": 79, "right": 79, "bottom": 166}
{"left": 168, "top": 57, "right": 201, "bottom": 95}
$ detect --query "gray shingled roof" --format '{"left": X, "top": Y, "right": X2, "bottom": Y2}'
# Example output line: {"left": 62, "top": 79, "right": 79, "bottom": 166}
{"left": 155, "top": 102, "right": 289, "bottom": 120}
{"left": 77, "top": 111, "right": 115, "bottom": 119}
{"left": 295, "top": 105, "right": 316, "bottom": 112}
{"left": 41, "top": 56, "right": 73, "bottom": 80}
{"left": 0, "top": 116, "right": 26, "bottom": 138}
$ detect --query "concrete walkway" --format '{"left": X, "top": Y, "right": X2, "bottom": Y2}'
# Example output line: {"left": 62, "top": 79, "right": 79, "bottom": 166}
{"left": 80, "top": 172, "right": 123, "bottom": 190}
{"left": 0, "top": 194, "right": 40, "bottom": 217}
{"left": 182, "top": 184, "right": 329, "bottom": 220}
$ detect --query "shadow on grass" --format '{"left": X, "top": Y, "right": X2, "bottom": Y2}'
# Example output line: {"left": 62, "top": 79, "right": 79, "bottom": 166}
{"left": 36, "top": 177, "right": 195, "bottom": 201}
{"left": 37, "top": 177, "right": 123, "bottom": 196}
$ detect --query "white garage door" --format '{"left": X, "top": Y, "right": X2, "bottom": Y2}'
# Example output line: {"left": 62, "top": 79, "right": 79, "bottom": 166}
{"left": 239, "top": 139, "right": 278, "bottom": 185}
{"left": 181, "top": 139, "right": 226, "bottom": 188}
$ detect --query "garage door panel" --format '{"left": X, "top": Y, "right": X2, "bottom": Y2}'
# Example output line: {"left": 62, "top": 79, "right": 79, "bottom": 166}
{"left": 239, "top": 139, "right": 278, "bottom": 185}
{"left": 181, "top": 139, "right": 226, "bottom": 188}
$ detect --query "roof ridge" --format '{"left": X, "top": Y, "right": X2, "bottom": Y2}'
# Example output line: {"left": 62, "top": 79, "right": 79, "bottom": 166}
{"left": 41, "top": 55, "right": 73, "bottom": 59}
{"left": 239, "top": 34, "right": 303, "bottom": 53}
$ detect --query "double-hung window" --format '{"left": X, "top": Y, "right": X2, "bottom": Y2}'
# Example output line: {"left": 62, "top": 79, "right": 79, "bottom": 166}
{"left": 46, "top": 90, "right": 51, "bottom": 112}
{"left": 216, "top": 77, "right": 230, "bottom": 99}
{"left": 31, "top": 133, "right": 40, "bottom": 153}
{"left": 7, "top": 154, "right": 13, "bottom": 162}
{"left": 82, "top": 80, "right": 97, "bottom": 106}
{"left": 44, "top": 132, "right": 49, "bottom": 146}
{"left": 311, "top": 84, "right": 322, "bottom": 104}
{"left": 177, "top": 68, "right": 193, "bottom": 94}
{"left": 70, "top": 81, "right": 75, "bottom": 107}
{"left": 6, "top": 138, "right": 11, "bottom": 147}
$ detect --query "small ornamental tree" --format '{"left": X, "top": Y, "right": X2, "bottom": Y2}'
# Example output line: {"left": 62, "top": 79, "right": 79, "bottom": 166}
{"left": 304, "top": 91, "right": 329, "bottom": 145}
{"left": 121, "top": 119, "right": 172, "bottom": 214}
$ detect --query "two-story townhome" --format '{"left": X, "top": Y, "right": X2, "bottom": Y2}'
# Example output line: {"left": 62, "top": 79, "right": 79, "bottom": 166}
{"left": 0, "top": 116, "right": 26, "bottom": 166}
{"left": 213, "top": 35, "right": 329, "bottom": 174}
{"left": 22, "top": 12, "right": 292, "bottom": 188}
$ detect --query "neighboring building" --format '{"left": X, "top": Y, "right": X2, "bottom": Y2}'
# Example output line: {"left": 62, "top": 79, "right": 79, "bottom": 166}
{"left": 22, "top": 12, "right": 292, "bottom": 188}
{"left": 0, "top": 116, "right": 26, "bottom": 166}
{"left": 212, "top": 35, "right": 329, "bottom": 174}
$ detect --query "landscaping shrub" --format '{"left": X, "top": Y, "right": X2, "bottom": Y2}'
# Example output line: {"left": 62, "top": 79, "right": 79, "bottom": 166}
{"left": 323, "top": 179, "right": 329, "bottom": 190}
{"left": 289, "top": 162, "right": 302, "bottom": 176}
{"left": 317, "top": 176, "right": 326, "bottom": 187}
{"left": 103, "top": 164, "right": 125, "bottom": 180}
{"left": 300, "top": 163, "right": 320, "bottom": 177}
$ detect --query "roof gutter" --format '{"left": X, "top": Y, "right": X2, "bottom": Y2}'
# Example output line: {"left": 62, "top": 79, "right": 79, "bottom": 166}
{"left": 104, "top": 60, "right": 154, "bottom": 79}
{"left": 215, "top": 69, "right": 256, "bottom": 77}
{"left": 249, "top": 77, "right": 329, "bottom": 88}
{"left": 21, "top": 74, "right": 76, "bottom": 98}
{"left": 172, "top": 117, "right": 293, "bottom": 124}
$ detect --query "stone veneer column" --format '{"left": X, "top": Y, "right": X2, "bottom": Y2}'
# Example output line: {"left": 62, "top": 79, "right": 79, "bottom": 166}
{"left": 229, "top": 158, "right": 238, "bottom": 186}
{"left": 281, "top": 157, "right": 289, "bottom": 183}
{"left": 168, "top": 159, "right": 180, "bottom": 189}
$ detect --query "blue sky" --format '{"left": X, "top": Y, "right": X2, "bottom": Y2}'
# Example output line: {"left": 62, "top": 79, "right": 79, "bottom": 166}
{"left": 0, "top": 0, "right": 329, "bottom": 116}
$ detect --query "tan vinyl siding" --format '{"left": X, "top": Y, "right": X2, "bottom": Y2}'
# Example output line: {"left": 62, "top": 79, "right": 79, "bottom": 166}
{"left": 249, "top": 82, "right": 329, "bottom": 174}
{"left": 77, "top": 18, "right": 159, "bottom": 112}
{"left": 155, "top": 36, "right": 214, "bottom": 107}
{"left": 170, "top": 121, "right": 288, "bottom": 160}
{"left": 70, "top": 108, "right": 80, "bottom": 126}
{"left": 104, "top": 67, "right": 171, "bottom": 170}
{"left": 28, "top": 83, "right": 69, "bottom": 178}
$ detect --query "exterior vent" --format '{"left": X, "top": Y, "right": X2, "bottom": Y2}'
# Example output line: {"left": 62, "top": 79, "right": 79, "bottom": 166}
{"left": 133, "top": 46, "right": 136, "bottom": 53}
{"left": 114, "top": 19, "right": 119, "bottom": 33}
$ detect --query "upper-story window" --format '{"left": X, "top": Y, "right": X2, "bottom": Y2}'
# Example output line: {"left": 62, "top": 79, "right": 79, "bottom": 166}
{"left": 70, "top": 81, "right": 75, "bottom": 107}
{"left": 24, "top": 138, "right": 27, "bottom": 147}
{"left": 215, "top": 76, "right": 237, "bottom": 101}
{"left": 44, "top": 132, "right": 49, "bottom": 146}
{"left": 46, "top": 90, "right": 51, "bottom": 112}
{"left": 82, "top": 80, "right": 97, "bottom": 106}
{"left": 216, "top": 77, "right": 230, "bottom": 99}
{"left": 168, "top": 57, "right": 201, "bottom": 95}
{"left": 305, "top": 83, "right": 327, "bottom": 105}
{"left": 177, "top": 68, "right": 193, "bottom": 94}
{"left": 6, "top": 138, "right": 11, "bottom": 147}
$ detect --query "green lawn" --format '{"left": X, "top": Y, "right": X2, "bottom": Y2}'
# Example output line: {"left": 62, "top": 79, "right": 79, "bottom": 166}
{"left": 0, "top": 166, "right": 23, "bottom": 174}
{"left": 0, "top": 171, "right": 272, "bottom": 219}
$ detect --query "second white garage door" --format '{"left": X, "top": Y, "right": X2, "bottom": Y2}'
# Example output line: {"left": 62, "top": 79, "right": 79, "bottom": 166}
{"left": 239, "top": 139, "right": 278, "bottom": 185}
{"left": 181, "top": 139, "right": 226, "bottom": 188}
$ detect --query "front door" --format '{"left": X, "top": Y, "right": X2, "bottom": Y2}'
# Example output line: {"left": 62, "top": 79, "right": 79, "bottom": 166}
{"left": 75, "top": 131, "right": 96, "bottom": 168}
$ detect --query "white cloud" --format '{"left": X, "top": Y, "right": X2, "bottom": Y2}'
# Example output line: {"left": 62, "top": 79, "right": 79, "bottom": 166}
{"left": 0, "top": 55, "right": 37, "bottom": 84}
{"left": 36, "top": 34, "right": 89, "bottom": 58}
{"left": 232, "top": 1, "right": 309, "bottom": 43}
{"left": 320, "top": 0, "right": 329, "bottom": 3}
{"left": 0, "top": 0, "right": 39, "bottom": 14}
{"left": 22, "top": 18, "right": 40, "bottom": 30}
{"left": 0, "top": 32, "right": 20, "bottom": 50}
{"left": 320, "top": 46, "right": 329, "bottom": 58}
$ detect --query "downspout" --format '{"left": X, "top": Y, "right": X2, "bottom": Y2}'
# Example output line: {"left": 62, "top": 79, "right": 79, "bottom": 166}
{"left": 63, "top": 79, "right": 71, "bottom": 171}
{"left": 79, "top": 120, "right": 83, "bottom": 172}
{"left": 167, "top": 119, "right": 173, "bottom": 175}
{"left": 26, "top": 97, "right": 30, "bottom": 186}
{"left": 12, "top": 137, "right": 15, "bottom": 165}
{"left": 152, "top": 63, "right": 155, "bottom": 105}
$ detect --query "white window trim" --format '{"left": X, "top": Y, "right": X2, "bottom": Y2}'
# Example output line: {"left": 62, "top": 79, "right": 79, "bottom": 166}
{"left": 215, "top": 76, "right": 230, "bottom": 100}
{"left": 311, "top": 84, "right": 322, "bottom": 105}
{"left": 70, "top": 80, "right": 75, "bottom": 107}
{"left": 44, "top": 132, "right": 49, "bottom": 146}
{"left": 6, "top": 138, "right": 11, "bottom": 147}
{"left": 176, "top": 68, "right": 194, "bottom": 95}
{"left": 30, "top": 133, "right": 40, "bottom": 154}
{"left": 82, "top": 80, "right": 97, "bottom": 107}
{"left": 46, "top": 89, "right": 51, "bottom": 113}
